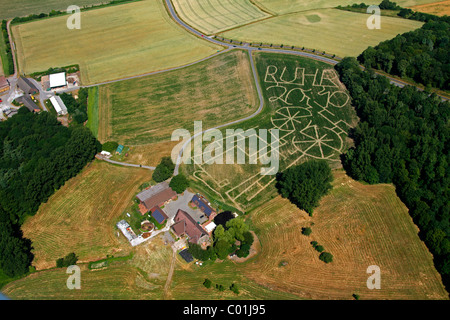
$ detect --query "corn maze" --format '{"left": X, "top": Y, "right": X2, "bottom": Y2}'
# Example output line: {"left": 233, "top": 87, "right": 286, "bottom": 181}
{"left": 184, "top": 53, "right": 357, "bottom": 211}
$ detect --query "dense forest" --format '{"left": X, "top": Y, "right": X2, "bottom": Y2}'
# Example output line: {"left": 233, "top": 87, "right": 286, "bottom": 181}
{"left": 0, "top": 108, "right": 101, "bottom": 278}
{"left": 358, "top": 7, "right": 450, "bottom": 90}
{"left": 335, "top": 57, "right": 449, "bottom": 293}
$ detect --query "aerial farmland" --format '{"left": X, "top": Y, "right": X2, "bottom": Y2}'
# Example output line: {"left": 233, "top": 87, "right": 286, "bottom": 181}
{"left": 0, "top": 0, "right": 448, "bottom": 309}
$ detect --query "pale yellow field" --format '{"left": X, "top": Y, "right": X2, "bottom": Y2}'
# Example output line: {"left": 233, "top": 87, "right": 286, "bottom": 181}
{"left": 253, "top": 0, "right": 441, "bottom": 14}
{"left": 12, "top": 0, "right": 223, "bottom": 85}
{"left": 172, "top": 0, "right": 270, "bottom": 34}
{"left": 221, "top": 8, "right": 423, "bottom": 57}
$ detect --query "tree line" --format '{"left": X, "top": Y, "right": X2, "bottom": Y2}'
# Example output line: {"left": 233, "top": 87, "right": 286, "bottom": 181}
{"left": 335, "top": 57, "right": 449, "bottom": 293}
{"left": 352, "top": 1, "right": 450, "bottom": 90}
{"left": 0, "top": 108, "right": 101, "bottom": 278}
{"left": 1, "top": 20, "right": 14, "bottom": 76}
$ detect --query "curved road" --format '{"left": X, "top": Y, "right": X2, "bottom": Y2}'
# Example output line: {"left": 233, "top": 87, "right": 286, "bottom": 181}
{"left": 6, "top": 1, "right": 447, "bottom": 171}
{"left": 163, "top": 0, "right": 447, "bottom": 175}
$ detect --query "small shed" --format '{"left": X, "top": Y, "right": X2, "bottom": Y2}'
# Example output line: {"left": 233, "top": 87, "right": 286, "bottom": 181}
{"left": 116, "top": 144, "right": 124, "bottom": 154}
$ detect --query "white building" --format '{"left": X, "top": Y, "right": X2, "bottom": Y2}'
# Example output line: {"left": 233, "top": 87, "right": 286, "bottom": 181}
{"left": 49, "top": 96, "right": 68, "bottom": 115}
{"left": 116, "top": 220, "right": 145, "bottom": 247}
{"left": 49, "top": 72, "right": 67, "bottom": 89}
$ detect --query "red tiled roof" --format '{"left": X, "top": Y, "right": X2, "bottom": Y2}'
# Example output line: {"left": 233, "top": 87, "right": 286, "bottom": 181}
{"left": 171, "top": 209, "right": 207, "bottom": 244}
{"left": 141, "top": 188, "right": 177, "bottom": 213}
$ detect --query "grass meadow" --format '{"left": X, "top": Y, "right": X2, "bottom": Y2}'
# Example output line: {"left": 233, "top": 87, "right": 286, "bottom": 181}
{"left": 11, "top": 0, "right": 223, "bottom": 85}
{"left": 220, "top": 8, "right": 423, "bottom": 57}
{"left": 96, "top": 49, "right": 258, "bottom": 146}
{"left": 86, "top": 86, "right": 99, "bottom": 138}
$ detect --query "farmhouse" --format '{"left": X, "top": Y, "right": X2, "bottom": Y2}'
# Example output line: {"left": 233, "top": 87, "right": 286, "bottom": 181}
{"left": 150, "top": 206, "right": 169, "bottom": 225}
{"left": 17, "top": 77, "right": 38, "bottom": 94}
{"left": 49, "top": 72, "right": 67, "bottom": 89}
{"left": 49, "top": 96, "right": 68, "bottom": 115}
{"left": 191, "top": 194, "right": 216, "bottom": 220}
{"left": 0, "top": 76, "right": 9, "bottom": 94}
{"left": 171, "top": 209, "right": 209, "bottom": 244}
{"left": 136, "top": 181, "right": 177, "bottom": 214}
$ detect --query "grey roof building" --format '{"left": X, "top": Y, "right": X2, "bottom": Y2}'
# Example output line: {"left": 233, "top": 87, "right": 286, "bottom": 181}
{"left": 16, "top": 95, "right": 40, "bottom": 112}
{"left": 17, "top": 77, "right": 38, "bottom": 95}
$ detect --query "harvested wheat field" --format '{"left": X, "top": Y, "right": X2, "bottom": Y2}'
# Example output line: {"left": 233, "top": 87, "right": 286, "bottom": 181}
{"left": 21, "top": 160, "right": 153, "bottom": 270}
{"left": 221, "top": 8, "right": 423, "bottom": 57}
{"left": 172, "top": 0, "right": 271, "bottom": 34}
{"left": 11, "top": 0, "right": 222, "bottom": 85}
{"left": 409, "top": 0, "right": 450, "bottom": 16}
{"left": 244, "top": 170, "right": 448, "bottom": 299}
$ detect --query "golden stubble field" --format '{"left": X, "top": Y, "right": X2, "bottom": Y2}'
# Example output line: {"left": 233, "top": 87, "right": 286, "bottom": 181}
{"left": 409, "top": 0, "right": 450, "bottom": 16}
{"left": 20, "top": 160, "right": 153, "bottom": 270}
{"left": 3, "top": 170, "right": 448, "bottom": 299}
{"left": 242, "top": 170, "right": 448, "bottom": 299}
{"left": 11, "top": 0, "right": 223, "bottom": 85}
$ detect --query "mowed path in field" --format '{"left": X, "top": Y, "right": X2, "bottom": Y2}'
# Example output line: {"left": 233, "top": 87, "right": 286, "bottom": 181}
{"left": 244, "top": 171, "right": 448, "bottom": 299}
{"left": 11, "top": 0, "right": 222, "bottom": 85}
{"left": 97, "top": 49, "right": 258, "bottom": 146}
{"left": 21, "top": 160, "right": 152, "bottom": 270}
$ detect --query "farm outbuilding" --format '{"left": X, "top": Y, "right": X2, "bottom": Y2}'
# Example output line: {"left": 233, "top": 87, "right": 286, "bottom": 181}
{"left": 136, "top": 181, "right": 177, "bottom": 214}
{"left": 49, "top": 96, "right": 68, "bottom": 115}
{"left": 17, "top": 77, "right": 38, "bottom": 94}
{"left": 16, "top": 95, "right": 40, "bottom": 113}
{"left": 0, "top": 76, "right": 9, "bottom": 94}
{"left": 191, "top": 194, "right": 216, "bottom": 220}
{"left": 49, "top": 72, "right": 67, "bottom": 89}
{"left": 150, "top": 206, "right": 169, "bottom": 224}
